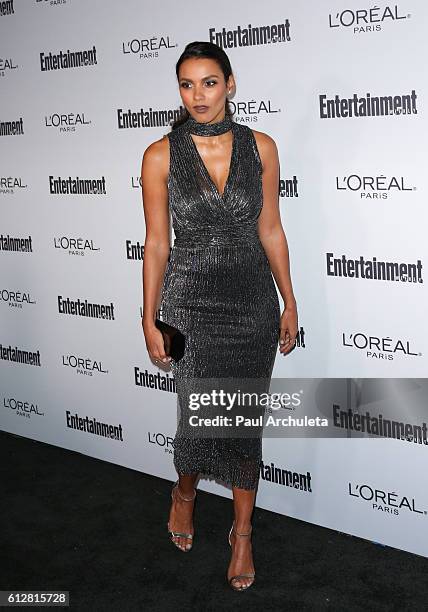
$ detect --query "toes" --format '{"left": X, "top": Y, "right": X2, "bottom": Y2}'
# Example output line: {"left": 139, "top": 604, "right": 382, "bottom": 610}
{"left": 230, "top": 577, "right": 240, "bottom": 589}
{"left": 180, "top": 537, "right": 191, "bottom": 551}
{"left": 174, "top": 536, "right": 184, "bottom": 551}
{"left": 170, "top": 532, "right": 192, "bottom": 551}
{"left": 230, "top": 576, "right": 253, "bottom": 590}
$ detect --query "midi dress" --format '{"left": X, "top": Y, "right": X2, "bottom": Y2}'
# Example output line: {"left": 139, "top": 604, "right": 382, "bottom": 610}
{"left": 159, "top": 116, "right": 280, "bottom": 490}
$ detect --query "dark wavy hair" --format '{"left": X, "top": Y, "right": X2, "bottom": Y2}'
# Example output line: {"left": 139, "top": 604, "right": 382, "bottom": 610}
{"left": 170, "top": 41, "right": 234, "bottom": 130}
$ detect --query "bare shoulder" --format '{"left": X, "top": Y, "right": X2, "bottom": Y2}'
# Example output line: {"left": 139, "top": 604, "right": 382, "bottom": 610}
{"left": 249, "top": 128, "right": 278, "bottom": 168}
{"left": 142, "top": 134, "right": 170, "bottom": 178}
{"left": 250, "top": 128, "right": 278, "bottom": 153}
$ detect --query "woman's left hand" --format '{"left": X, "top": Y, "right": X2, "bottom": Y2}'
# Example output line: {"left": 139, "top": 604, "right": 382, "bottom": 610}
{"left": 278, "top": 301, "right": 298, "bottom": 355}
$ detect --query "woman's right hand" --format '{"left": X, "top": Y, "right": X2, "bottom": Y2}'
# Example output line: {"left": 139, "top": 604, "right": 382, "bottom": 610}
{"left": 142, "top": 319, "right": 172, "bottom": 365}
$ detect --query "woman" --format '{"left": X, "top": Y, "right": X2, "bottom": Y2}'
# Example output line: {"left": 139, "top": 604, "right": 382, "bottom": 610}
{"left": 141, "top": 41, "right": 297, "bottom": 591}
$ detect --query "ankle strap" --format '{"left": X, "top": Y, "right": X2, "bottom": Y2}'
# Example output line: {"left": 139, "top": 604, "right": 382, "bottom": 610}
{"left": 174, "top": 481, "right": 196, "bottom": 502}
{"left": 233, "top": 523, "right": 252, "bottom": 537}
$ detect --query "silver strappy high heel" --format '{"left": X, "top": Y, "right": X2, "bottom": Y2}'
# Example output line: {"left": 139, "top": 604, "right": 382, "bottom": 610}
{"left": 227, "top": 521, "right": 256, "bottom": 591}
{"left": 167, "top": 480, "right": 196, "bottom": 552}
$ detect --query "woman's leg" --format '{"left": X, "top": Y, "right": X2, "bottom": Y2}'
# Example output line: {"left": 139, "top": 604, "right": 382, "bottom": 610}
{"left": 168, "top": 473, "right": 198, "bottom": 551}
{"left": 227, "top": 486, "right": 256, "bottom": 589}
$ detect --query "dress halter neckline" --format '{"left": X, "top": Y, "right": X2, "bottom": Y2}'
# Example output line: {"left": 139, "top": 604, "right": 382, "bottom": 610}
{"left": 185, "top": 113, "right": 233, "bottom": 136}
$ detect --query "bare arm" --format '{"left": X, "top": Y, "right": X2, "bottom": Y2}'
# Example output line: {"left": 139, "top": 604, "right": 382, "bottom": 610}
{"left": 254, "top": 130, "right": 298, "bottom": 353}
{"left": 140, "top": 135, "right": 172, "bottom": 363}
{"left": 254, "top": 131, "right": 296, "bottom": 309}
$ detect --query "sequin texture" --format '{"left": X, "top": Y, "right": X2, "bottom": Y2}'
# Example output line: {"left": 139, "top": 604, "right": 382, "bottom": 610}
{"left": 160, "top": 116, "right": 280, "bottom": 490}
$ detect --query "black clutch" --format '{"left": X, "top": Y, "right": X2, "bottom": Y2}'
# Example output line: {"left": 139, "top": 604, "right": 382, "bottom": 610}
{"left": 154, "top": 318, "right": 185, "bottom": 362}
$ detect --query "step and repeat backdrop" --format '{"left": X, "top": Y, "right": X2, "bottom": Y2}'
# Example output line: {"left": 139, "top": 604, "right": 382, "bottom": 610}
{"left": 1, "top": 0, "right": 427, "bottom": 557}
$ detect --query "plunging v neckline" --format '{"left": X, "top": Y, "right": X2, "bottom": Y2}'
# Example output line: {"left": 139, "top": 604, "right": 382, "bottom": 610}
{"left": 187, "top": 125, "right": 236, "bottom": 201}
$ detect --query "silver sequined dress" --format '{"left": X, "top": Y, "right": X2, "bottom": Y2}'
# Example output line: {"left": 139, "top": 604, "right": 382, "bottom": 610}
{"left": 160, "top": 117, "right": 280, "bottom": 490}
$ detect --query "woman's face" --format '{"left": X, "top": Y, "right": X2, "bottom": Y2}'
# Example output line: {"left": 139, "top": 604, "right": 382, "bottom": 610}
{"left": 178, "top": 57, "right": 233, "bottom": 123}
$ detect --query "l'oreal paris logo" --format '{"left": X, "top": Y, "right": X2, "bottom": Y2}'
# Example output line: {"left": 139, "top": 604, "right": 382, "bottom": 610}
{"left": 329, "top": 5, "right": 409, "bottom": 34}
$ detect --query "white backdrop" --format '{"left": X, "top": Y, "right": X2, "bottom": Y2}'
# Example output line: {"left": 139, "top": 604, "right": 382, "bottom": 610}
{"left": 1, "top": 0, "right": 427, "bottom": 558}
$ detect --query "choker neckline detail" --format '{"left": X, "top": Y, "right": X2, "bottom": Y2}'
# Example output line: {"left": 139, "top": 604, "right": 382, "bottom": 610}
{"left": 185, "top": 113, "right": 233, "bottom": 136}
